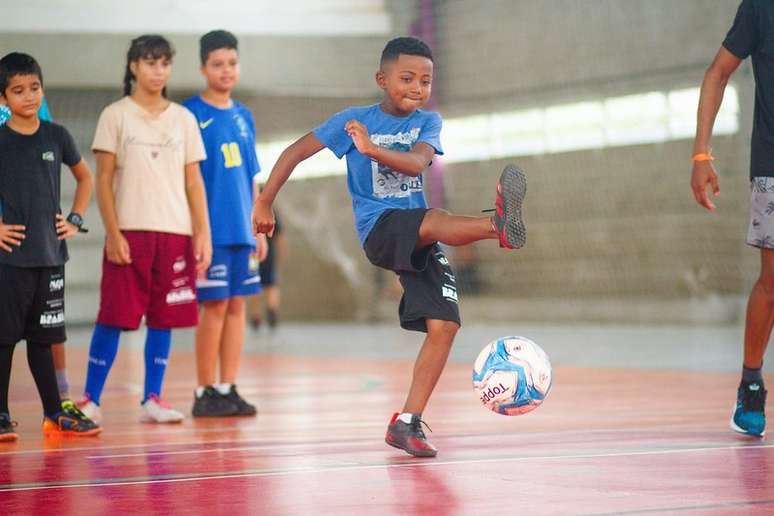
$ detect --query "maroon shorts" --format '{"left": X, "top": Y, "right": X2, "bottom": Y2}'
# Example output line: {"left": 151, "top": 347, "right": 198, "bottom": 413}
{"left": 96, "top": 231, "right": 198, "bottom": 330}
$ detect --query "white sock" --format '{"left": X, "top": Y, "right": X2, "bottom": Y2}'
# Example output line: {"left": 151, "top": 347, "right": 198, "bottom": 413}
{"left": 216, "top": 383, "right": 232, "bottom": 395}
{"left": 398, "top": 412, "right": 415, "bottom": 424}
{"left": 195, "top": 386, "right": 206, "bottom": 398}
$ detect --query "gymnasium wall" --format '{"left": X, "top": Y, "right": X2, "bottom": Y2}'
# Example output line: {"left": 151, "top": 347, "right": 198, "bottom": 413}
{"left": 32, "top": 0, "right": 758, "bottom": 325}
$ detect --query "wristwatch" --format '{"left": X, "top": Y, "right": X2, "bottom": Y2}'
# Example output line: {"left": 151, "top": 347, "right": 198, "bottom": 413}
{"left": 66, "top": 212, "right": 89, "bottom": 233}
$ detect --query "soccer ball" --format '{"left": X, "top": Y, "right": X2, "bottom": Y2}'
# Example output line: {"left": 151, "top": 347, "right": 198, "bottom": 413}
{"left": 472, "top": 336, "right": 552, "bottom": 415}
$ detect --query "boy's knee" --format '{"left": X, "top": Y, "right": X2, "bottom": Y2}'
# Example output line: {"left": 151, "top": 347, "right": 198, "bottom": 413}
{"left": 428, "top": 319, "right": 460, "bottom": 340}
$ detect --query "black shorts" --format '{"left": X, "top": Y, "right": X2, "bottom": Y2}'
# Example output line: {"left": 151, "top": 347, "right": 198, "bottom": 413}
{"left": 364, "top": 209, "right": 461, "bottom": 333}
{"left": 0, "top": 264, "right": 66, "bottom": 346}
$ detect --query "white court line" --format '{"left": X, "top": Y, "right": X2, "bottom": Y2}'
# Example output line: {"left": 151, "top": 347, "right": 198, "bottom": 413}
{"left": 89, "top": 440, "right": 381, "bottom": 459}
{"left": 0, "top": 426, "right": 746, "bottom": 457}
{"left": 3, "top": 443, "right": 774, "bottom": 493}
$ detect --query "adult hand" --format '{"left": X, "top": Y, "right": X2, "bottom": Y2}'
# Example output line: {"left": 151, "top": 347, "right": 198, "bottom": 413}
{"left": 252, "top": 199, "right": 275, "bottom": 237}
{"left": 690, "top": 160, "right": 720, "bottom": 211}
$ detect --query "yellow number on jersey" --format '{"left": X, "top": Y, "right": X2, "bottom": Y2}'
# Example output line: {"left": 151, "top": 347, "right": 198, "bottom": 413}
{"left": 220, "top": 142, "right": 243, "bottom": 168}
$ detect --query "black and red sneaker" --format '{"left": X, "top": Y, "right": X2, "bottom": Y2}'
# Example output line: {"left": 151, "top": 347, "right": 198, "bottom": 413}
{"left": 385, "top": 412, "right": 437, "bottom": 457}
{"left": 492, "top": 164, "right": 527, "bottom": 249}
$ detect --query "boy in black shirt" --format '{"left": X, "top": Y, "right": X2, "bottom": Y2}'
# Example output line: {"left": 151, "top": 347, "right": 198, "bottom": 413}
{"left": 0, "top": 52, "right": 100, "bottom": 439}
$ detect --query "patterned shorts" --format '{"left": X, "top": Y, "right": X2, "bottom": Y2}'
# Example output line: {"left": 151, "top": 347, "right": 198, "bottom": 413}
{"left": 747, "top": 177, "right": 774, "bottom": 249}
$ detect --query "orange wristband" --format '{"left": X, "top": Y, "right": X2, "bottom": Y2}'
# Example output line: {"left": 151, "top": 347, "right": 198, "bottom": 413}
{"left": 692, "top": 151, "right": 714, "bottom": 162}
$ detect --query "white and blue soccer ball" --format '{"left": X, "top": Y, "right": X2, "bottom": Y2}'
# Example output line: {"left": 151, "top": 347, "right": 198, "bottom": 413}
{"left": 472, "top": 336, "right": 552, "bottom": 416}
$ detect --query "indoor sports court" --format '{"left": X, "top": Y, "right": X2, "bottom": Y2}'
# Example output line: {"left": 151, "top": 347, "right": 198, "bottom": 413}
{"left": 2, "top": 1, "right": 774, "bottom": 514}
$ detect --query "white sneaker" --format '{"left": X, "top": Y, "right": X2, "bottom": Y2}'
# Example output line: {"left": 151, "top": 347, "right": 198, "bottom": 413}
{"left": 76, "top": 398, "right": 103, "bottom": 425}
{"left": 140, "top": 395, "right": 184, "bottom": 423}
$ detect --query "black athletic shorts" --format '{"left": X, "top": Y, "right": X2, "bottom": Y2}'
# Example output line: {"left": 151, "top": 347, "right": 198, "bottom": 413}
{"left": 364, "top": 208, "right": 461, "bottom": 332}
{"left": 0, "top": 264, "right": 66, "bottom": 346}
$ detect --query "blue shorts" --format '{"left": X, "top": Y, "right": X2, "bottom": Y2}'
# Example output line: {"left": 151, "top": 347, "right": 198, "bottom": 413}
{"left": 196, "top": 245, "right": 261, "bottom": 302}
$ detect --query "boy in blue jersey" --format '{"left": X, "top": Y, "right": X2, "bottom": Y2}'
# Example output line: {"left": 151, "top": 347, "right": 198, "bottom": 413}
{"left": 253, "top": 37, "right": 526, "bottom": 457}
{"left": 184, "top": 30, "right": 265, "bottom": 417}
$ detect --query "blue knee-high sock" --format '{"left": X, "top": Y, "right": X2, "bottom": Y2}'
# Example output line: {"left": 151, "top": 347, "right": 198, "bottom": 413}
{"left": 84, "top": 324, "right": 121, "bottom": 405}
{"left": 143, "top": 328, "right": 171, "bottom": 403}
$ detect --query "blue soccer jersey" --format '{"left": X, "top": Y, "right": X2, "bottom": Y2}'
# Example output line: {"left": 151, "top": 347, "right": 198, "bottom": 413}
{"left": 313, "top": 104, "right": 443, "bottom": 244}
{"left": 183, "top": 96, "right": 260, "bottom": 246}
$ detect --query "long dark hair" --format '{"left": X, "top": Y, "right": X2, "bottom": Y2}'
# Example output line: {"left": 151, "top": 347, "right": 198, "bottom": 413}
{"left": 123, "top": 35, "right": 175, "bottom": 97}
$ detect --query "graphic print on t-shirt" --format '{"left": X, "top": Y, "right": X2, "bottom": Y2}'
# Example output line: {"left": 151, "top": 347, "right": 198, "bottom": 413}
{"left": 370, "top": 127, "right": 422, "bottom": 198}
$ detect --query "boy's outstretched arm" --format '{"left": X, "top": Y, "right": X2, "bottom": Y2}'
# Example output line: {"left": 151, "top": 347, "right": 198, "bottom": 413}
{"left": 691, "top": 46, "right": 742, "bottom": 211}
{"left": 57, "top": 158, "right": 93, "bottom": 240}
{"left": 345, "top": 119, "right": 434, "bottom": 177}
{"left": 253, "top": 132, "right": 325, "bottom": 236}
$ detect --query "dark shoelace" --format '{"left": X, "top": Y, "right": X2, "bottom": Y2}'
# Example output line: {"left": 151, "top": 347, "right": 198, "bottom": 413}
{"left": 742, "top": 386, "right": 767, "bottom": 412}
{"left": 410, "top": 418, "right": 433, "bottom": 439}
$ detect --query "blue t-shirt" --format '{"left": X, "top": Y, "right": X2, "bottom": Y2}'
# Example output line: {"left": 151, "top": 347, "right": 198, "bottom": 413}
{"left": 313, "top": 104, "right": 443, "bottom": 244}
{"left": 183, "top": 96, "right": 260, "bottom": 247}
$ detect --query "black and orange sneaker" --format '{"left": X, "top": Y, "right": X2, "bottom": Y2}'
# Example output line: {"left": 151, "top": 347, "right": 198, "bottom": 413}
{"left": 492, "top": 164, "right": 527, "bottom": 249}
{"left": 0, "top": 412, "right": 18, "bottom": 442}
{"left": 42, "top": 400, "right": 102, "bottom": 437}
{"left": 385, "top": 413, "right": 437, "bottom": 458}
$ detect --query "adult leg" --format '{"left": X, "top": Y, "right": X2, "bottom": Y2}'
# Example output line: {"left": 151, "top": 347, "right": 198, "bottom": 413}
{"left": 266, "top": 286, "right": 280, "bottom": 328}
{"left": 743, "top": 248, "right": 774, "bottom": 369}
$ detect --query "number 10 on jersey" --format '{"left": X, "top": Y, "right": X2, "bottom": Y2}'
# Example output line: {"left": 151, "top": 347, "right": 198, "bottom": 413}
{"left": 220, "top": 142, "right": 243, "bottom": 168}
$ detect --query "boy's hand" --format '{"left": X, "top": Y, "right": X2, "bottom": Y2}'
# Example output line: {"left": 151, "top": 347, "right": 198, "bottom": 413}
{"left": 0, "top": 218, "right": 25, "bottom": 253}
{"left": 252, "top": 199, "right": 275, "bottom": 237}
{"left": 105, "top": 231, "right": 132, "bottom": 265}
{"left": 55, "top": 214, "right": 79, "bottom": 240}
{"left": 345, "top": 120, "right": 375, "bottom": 156}
{"left": 193, "top": 232, "right": 212, "bottom": 274}
{"left": 256, "top": 233, "right": 268, "bottom": 262}
{"left": 690, "top": 160, "right": 720, "bottom": 211}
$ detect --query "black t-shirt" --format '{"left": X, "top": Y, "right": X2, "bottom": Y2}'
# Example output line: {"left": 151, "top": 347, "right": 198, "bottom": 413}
{"left": 0, "top": 121, "right": 81, "bottom": 267}
{"left": 724, "top": 0, "right": 774, "bottom": 178}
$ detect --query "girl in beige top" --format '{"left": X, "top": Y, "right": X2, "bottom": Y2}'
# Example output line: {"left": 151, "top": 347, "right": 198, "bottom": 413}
{"left": 78, "top": 35, "right": 211, "bottom": 426}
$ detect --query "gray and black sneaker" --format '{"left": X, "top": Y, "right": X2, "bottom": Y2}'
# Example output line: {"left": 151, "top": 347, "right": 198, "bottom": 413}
{"left": 0, "top": 412, "right": 18, "bottom": 442}
{"left": 385, "top": 412, "right": 437, "bottom": 457}
{"left": 492, "top": 164, "right": 527, "bottom": 249}
{"left": 192, "top": 386, "right": 238, "bottom": 417}
{"left": 225, "top": 385, "right": 257, "bottom": 417}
